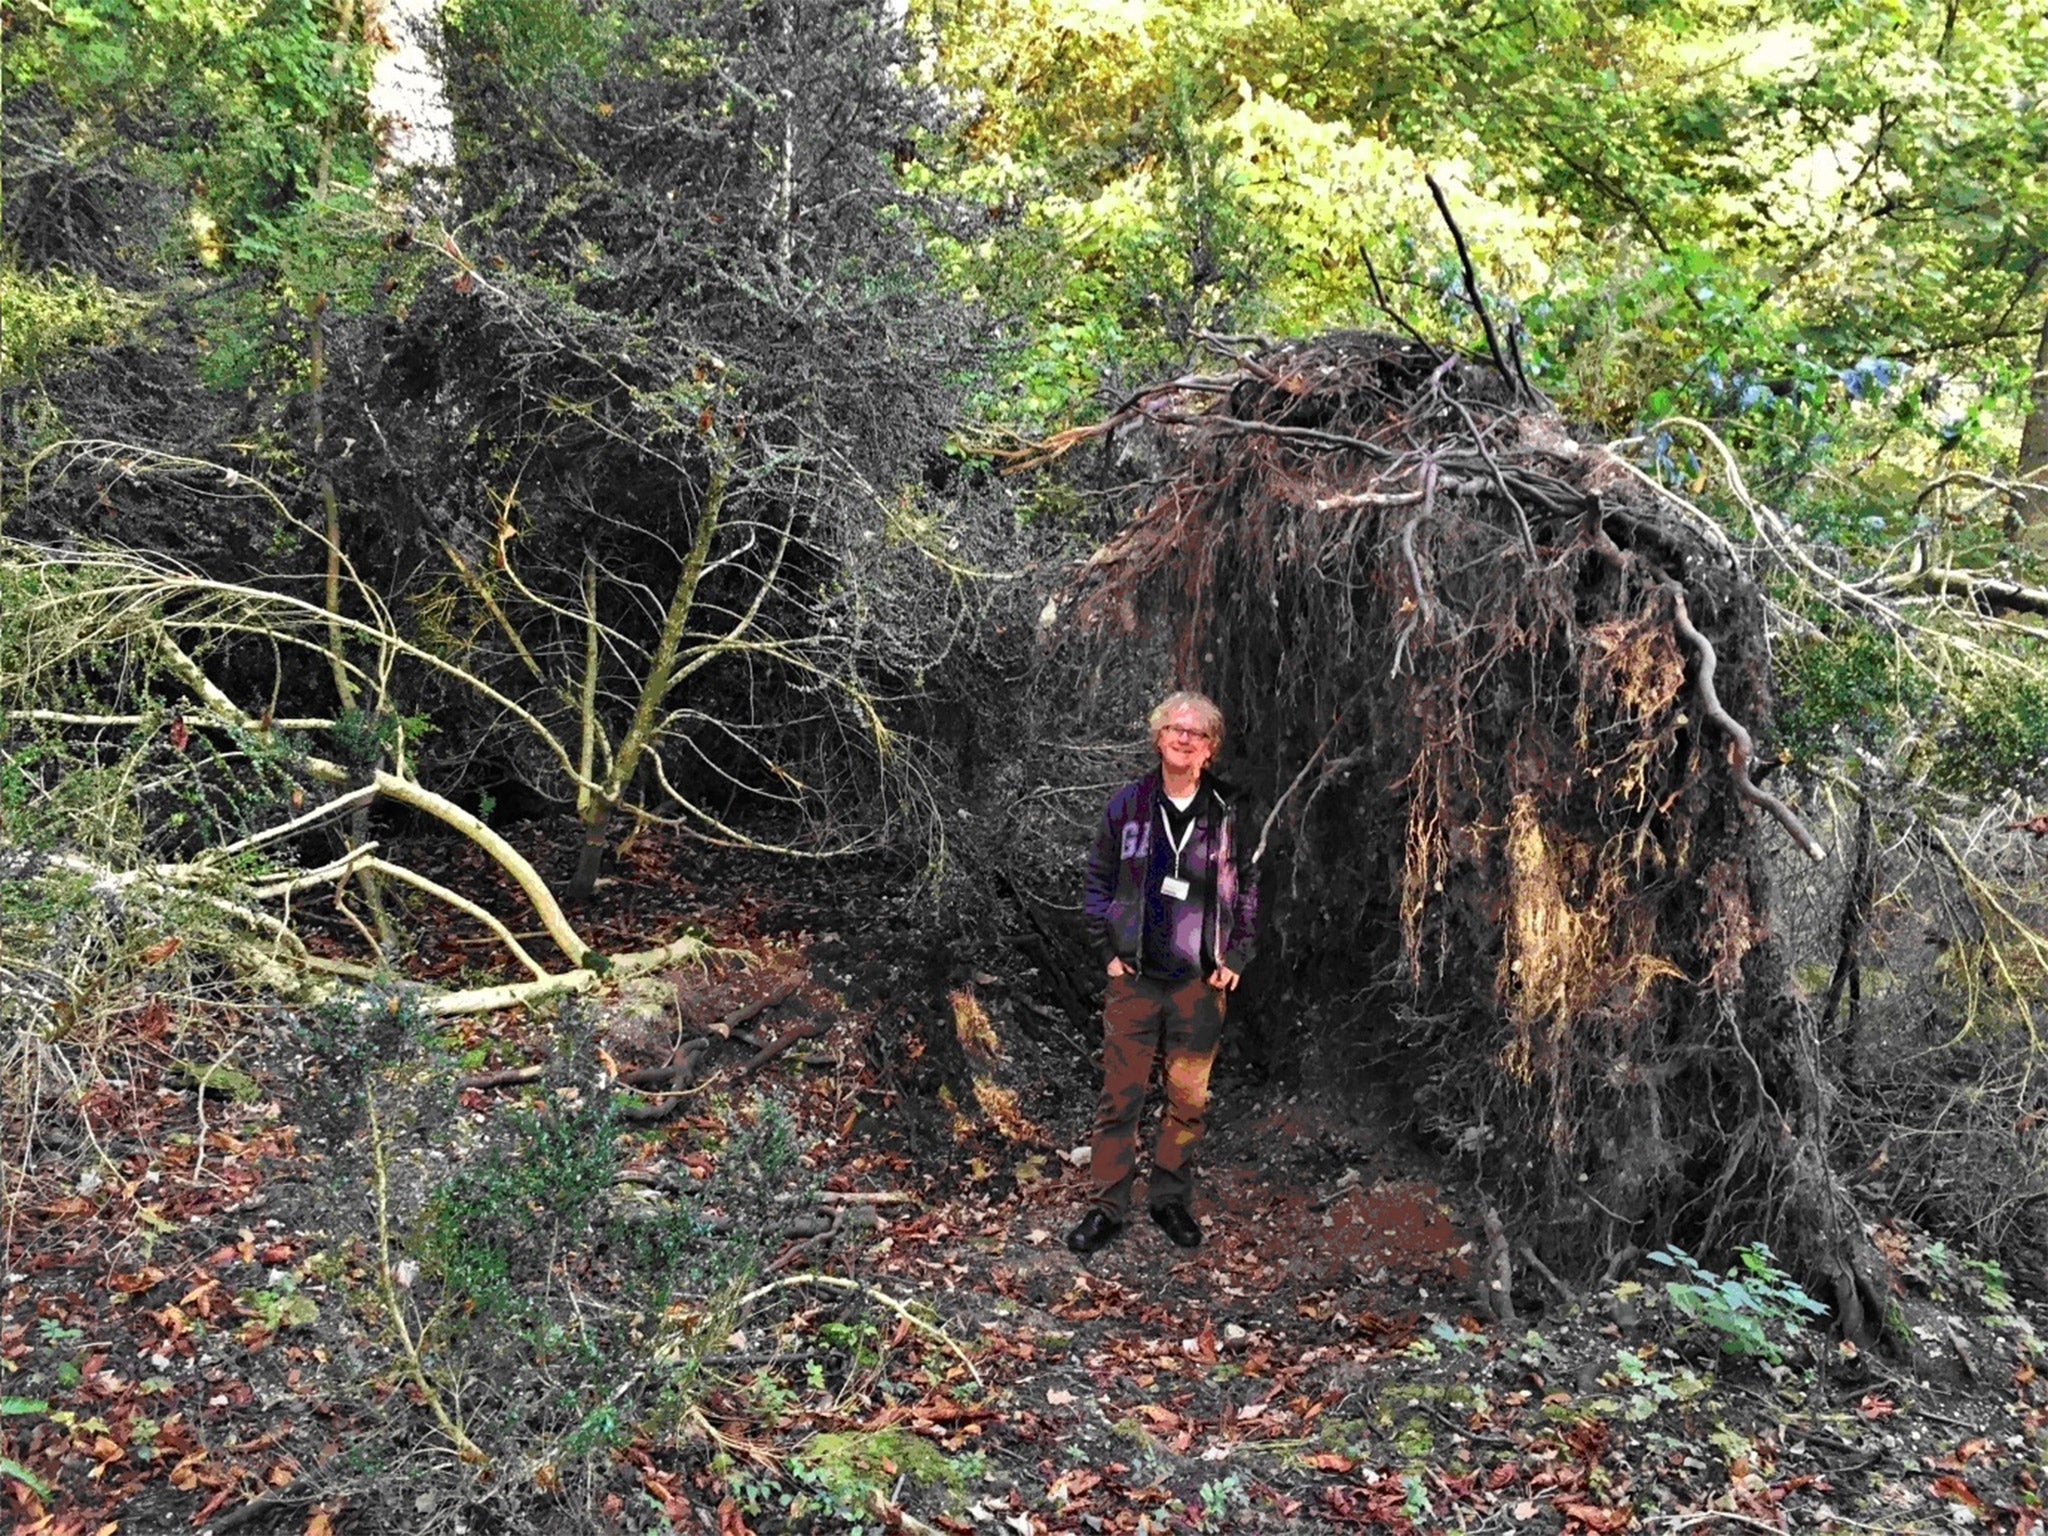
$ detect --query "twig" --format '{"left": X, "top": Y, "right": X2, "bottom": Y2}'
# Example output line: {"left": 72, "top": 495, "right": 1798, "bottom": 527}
{"left": 1504, "top": 322, "right": 1545, "bottom": 409}
{"left": 1446, "top": 397, "right": 1537, "bottom": 560}
{"left": 1359, "top": 246, "right": 1442, "bottom": 357}
{"left": 614, "top": 1090, "right": 698, "bottom": 1124}
{"left": 619, "top": 1037, "right": 713, "bottom": 1087}
{"left": 765, "top": 1208, "right": 844, "bottom": 1274}
{"left": 363, "top": 855, "right": 551, "bottom": 979}
{"left": 210, "top": 783, "right": 378, "bottom": 860}
{"left": 1253, "top": 712, "right": 1346, "bottom": 865}
{"left": 373, "top": 769, "right": 593, "bottom": 964}
{"left": 1600, "top": 1245, "right": 1641, "bottom": 1287}
{"left": 367, "top": 1091, "right": 489, "bottom": 1465}
{"left": 1648, "top": 1513, "right": 1794, "bottom": 1535}
{"left": 423, "top": 927, "right": 714, "bottom": 1017}
{"left": 1864, "top": 564, "right": 2048, "bottom": 616}
{"left": 1425, "top": 175, "right": 1520, "bottom": 401}
{"left": 1518, "top": 1243, "right": 1577, "bottom": 1305}
{"left": 1311, "top": 1168, "right": 1364, "bottom": 1211}
{"left": 1144, "top": 411, "right": 1395, "bottom": 463}
{"left": 737, "top": 1273, "right": 982, "bottom": 1387}
{"left": 813, "top": 1190, "right": 918, "bottom": 1206}
{"left": 199, "top": 1485, "right": 316, "bottom": 1535}
{"left": 1390, "top": 460, "right": 1441, "bottom": 676}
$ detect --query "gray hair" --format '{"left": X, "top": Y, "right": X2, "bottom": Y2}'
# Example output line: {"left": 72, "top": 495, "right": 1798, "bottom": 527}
{"left": 1147, "top": 690, "right": 1224, "bottom": 750}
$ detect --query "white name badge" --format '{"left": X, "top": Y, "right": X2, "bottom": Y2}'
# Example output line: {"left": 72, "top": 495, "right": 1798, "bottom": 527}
{"left": 1160, "top": 876, "right": 1192, "bottom": 901}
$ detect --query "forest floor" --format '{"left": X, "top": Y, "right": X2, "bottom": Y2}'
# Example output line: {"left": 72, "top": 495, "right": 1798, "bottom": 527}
{"left": 4, "top": 838, "right": 2045, "bottom": 1535}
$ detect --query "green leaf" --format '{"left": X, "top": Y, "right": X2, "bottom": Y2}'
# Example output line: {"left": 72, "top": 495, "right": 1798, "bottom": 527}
{"left": 0, "top": 1457, "right": 53, "bottom": 1499}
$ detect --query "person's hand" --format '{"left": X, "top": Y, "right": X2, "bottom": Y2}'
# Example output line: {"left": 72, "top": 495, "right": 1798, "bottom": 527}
{"left": 1207, "top": 965, "right": 1240, "bottom": 991}
{"left": 1106, "top": 957, "right": 1130, "bottom": 978}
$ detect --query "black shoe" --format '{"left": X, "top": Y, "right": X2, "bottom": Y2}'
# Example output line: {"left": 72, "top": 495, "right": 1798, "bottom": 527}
{"left": 1149, "top": 1204, "right": 1203, "bottom": 1250}
{"left": 1066, "top": 1210, "right": 1123, "bottom": 1255}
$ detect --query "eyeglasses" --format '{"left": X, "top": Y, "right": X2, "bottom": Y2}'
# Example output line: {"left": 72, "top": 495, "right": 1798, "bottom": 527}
{"left": 1160, "top": 725, "right": 1213, "bottom": 741}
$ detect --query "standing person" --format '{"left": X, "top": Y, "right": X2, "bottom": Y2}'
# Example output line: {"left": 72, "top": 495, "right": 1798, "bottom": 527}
{"left": 1068, "top": 690, "right": 1258, "bottom": 1255}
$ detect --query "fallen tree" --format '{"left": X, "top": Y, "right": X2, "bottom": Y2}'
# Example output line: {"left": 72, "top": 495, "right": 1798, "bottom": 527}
{"left": 0, "top": 528, "right": 725, "bottom": 1018}
{"left": 1044, "top": 330, "right": 1905, "bottom": 1330}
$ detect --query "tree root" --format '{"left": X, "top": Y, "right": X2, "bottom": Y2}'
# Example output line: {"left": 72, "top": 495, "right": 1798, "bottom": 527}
{"left": 739, "top": 1019, "right": 833, "bottom": 1079}
{"left": 1663, "top": 585, "right": 1827, "bottom": 863}
{"left": 701, "top": 977, "right": 802, "bottom": 1038}
{"left": 1479, "top": 1205, "right": 1516, "bottom": 1324}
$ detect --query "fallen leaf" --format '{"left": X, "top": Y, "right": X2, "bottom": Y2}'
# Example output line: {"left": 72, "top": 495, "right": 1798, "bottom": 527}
{"left": 1932, "top": 1475, "right": 1987, "bottom": 1512}
{"left": 1045, "top": 1389, "right": 1075, "bottom": 1406}
{"left": 1047, "top": 1468, "right": 1100, "bottom": 1500}
{"left": 1560, "top": 1502, "right": 1632, "bottom": 1533}
{"left": 1300, "top": 1452, "right": 1355, "bottom": 1473}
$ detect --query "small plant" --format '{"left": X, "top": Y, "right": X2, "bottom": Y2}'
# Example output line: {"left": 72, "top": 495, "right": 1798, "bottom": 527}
{"left": 1401, "top": 1471, "right": 1430, "bottom": 1521}
{"left": 414, "top": 1097, "right": 621, "bottom": 1317}
{"left": 1197, "top": 1471, "right": 1251, "bottom": 1529}
{"left": 1646, "top": 1243, "right": 1827, "bottom": 1364}
{"left": 1964, "top": 1257, "right": 2014, "bottom": 1314}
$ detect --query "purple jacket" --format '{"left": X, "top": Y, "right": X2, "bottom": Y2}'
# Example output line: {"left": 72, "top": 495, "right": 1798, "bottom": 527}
{"left": 1082, "top": 769, "right": 1258, "bottom": 978}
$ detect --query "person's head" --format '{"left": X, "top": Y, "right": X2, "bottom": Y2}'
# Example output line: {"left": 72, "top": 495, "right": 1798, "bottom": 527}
{"left": 1149, "top": 690, "right": 1223, "bottom": 779}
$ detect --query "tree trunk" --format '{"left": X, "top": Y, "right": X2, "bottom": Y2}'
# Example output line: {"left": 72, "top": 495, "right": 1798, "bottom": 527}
{"left": 563, "top": 459, "right": 728, "bottom": 900}
{"left": 2019, "top": 301, "right": 2048, "bottom": 534}
{"left": 570, "top": 812, "right": 611, "bottom": 900}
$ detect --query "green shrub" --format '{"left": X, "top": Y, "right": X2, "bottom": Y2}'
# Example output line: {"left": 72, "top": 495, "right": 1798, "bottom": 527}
{"left": 1646, "top": 1243, "right": 1827, "bottom": 1365}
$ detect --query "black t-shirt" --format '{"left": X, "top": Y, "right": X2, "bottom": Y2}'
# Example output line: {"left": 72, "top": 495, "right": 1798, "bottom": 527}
{"left": 1141, "top": 786, "right": 1209, "bottom": 981}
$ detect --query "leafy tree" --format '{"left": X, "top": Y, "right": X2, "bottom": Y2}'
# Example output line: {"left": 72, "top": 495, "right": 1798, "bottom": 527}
{"left": 922, "top": 0, "right": 2047, "bottom": 474}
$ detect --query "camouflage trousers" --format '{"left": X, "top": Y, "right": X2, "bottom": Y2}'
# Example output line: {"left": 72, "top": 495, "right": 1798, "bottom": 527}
{"left": 1087, "top": 972, "right": 1227, "bottom": 1219}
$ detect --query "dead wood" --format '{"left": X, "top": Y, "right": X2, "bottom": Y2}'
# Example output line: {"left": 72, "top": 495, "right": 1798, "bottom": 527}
{"left": 1519, "top": 1242, "right": 1577, "bottom": 1306}
{"left": 619, "top": 1037, "right": 714, "bottom": 1088}
{"left": 739, "top": 1018, "right": 833, "bottom": 1079}
{"left": 1425, "top": 174, "right": 1528, "bottom": 406}
{"left": 1480, "top": 1205, "right": 1516, "bottom": 1323}
{"left": 696, "top": 976, "right": 802, "bottom": 1038}
{"left": 455, "top": 1063, "right": 548, "bottom": 1091}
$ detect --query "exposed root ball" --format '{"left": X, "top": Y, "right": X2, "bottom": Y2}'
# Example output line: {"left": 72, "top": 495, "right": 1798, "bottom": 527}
{"left": 1065, "top": 331, "right": 1863, "bottom": 1292}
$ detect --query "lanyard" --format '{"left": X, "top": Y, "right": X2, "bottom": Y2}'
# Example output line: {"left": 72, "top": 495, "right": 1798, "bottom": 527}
{"left": 1158, "top": 799, "right": 1198, "bottom": 884}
